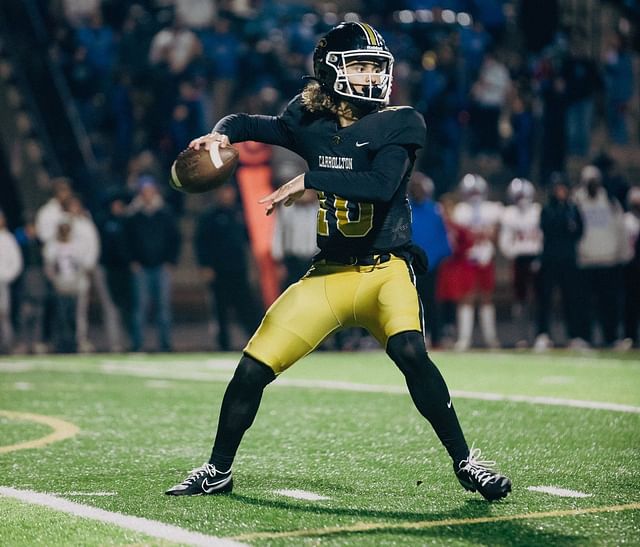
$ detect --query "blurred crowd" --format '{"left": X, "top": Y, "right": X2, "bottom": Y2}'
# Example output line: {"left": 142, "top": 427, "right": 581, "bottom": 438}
{"left": 38, "top": 0, "right": 638, "bottom": 198}
{"left": 409, "top": 164, "right": 640, "bottom": 352}
{"left": 1, "top": 158, "right": 639, "bottom": 354}
{"left": 0, "top": 0, "right": 638, "bottom": 353}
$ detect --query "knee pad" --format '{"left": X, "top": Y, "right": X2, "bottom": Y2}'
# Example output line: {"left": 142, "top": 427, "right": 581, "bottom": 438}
{"left": 233, "top": 354, "right": 276, "bottom": 388}
{"left": 386, "top": 331, "right": 428, "bottom": 376}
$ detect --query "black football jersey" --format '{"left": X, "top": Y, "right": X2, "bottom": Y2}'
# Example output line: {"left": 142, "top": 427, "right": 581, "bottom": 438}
{"left": 214, "top": 96, "right": 426, "bottom": 258}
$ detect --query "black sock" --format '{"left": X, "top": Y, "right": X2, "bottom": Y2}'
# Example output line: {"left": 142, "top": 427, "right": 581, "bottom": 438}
{"left": 387, "top": 331, "right": 469, "bottom": 466}
{"left": 209, "top": 355, "right": 276, "bottom": 470}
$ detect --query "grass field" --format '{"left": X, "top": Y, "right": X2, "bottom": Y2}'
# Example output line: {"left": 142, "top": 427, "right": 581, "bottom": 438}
{"left": 1, "top": 350, "right": 639, "bottom": 546}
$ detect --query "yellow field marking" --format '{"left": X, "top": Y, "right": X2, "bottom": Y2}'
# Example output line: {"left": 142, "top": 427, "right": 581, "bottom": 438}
{"left": 229, "top": 502, "right": 640, "bottom": 541}
{"left": 0, "top": 411, "right": 79, "bottom": 454}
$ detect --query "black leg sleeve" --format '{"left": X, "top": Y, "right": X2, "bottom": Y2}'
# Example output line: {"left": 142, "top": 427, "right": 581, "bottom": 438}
{"left": 387, "top": 331, "right": 469, "bottom": 465}
{"left": 209, "top": 354, "right": 276, "bottom": 470}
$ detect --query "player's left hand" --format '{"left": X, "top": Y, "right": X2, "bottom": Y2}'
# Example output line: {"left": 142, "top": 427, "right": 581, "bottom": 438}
{"left": 258, "top": 174, "right": 306, "bottom": 215}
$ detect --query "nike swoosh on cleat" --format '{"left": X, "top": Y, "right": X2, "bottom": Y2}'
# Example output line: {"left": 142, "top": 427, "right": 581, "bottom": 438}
{"left": 447, "top": 400, "right": 452, "bottom": 409}
{"left": 355, "top": 141, "right": 369, "bottom": 147}
{"left": 201, "top": 475, "right": 231, "bottom": 493}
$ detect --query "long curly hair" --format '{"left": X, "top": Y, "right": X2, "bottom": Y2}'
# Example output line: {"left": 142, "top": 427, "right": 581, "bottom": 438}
{"left": 300, "top": 80, "right": 338, "bottom": 114}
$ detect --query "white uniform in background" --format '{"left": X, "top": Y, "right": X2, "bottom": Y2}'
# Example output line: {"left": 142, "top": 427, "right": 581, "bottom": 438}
{"left": 499, "top": 178, "right": 543, "bottom": 346}
{"left": 69, "top": 212, "right": 100, "bottom": 353}
{"left": 452, "top": 174, "right": 503, "bottom": 350}
{"left": 499, "top": 202, "right": 543, "bottom": 260}
{"left": 0, "top": 228, "right": 23, "bottom": 351}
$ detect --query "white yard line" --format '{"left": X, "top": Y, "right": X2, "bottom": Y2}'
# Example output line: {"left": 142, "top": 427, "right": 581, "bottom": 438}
{"left": 0, "top": 487, "right": 247, "bottom": 547}
{"left": 528, "top": 486, "right": 593, "bottom": 498}
{"left": 62, "top": 492, "right": 117, "bottom": 496}
{"left": 2, "top": 360, "right": 639, "bottom": 414}
{"left": 274, "top": 489, "right": 330, "bottom": 501}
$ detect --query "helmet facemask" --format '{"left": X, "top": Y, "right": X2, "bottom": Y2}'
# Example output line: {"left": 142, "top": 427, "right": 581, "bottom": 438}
{"left": 325, "top": 50, "right": 394, "bottom": 106}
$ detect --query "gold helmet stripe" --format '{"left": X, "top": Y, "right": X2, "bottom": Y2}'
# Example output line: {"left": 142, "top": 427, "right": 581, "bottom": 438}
{"left": 356, "top": 22, "right": 380, "bottom": 46}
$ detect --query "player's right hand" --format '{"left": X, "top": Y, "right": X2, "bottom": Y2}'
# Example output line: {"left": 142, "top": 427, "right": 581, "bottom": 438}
{"left": 189, "top": 132, "right": 230, "bottom": 151}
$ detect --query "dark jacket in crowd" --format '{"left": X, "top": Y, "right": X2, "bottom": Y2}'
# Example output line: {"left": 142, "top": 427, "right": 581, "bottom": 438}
{"left": 126, "top": 205, "right": 180, "bottom": 267}
{"left": 99, "top": 213, "right": 131, "bottom": 267}
{"left": 540, "top": 197, "right": 584, "bottom": 262}
{"left": 194, "top": 206, "right": 250, "bottom": 273}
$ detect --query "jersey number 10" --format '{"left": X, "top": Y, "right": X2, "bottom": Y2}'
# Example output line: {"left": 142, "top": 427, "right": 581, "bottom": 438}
{"left": 317, "top": 192, "right": 374, "bottom": 238}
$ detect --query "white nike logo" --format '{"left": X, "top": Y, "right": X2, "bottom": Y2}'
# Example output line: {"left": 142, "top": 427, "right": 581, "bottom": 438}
{"left": 355, "top": 141, "right": 369, "bottom": 147}
{"left": 447, "top": 400, "right": 452, "bottom": 409}
{"left": 201, "top": 474, "right": 231, "bottom": 493}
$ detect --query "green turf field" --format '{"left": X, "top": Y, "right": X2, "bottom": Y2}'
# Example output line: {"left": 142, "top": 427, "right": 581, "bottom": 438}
{"left": 1, "top": 350, "right": 639, "bottom": 546}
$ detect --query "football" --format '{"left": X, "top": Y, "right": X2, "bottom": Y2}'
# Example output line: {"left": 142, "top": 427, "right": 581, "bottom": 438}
{"left": 169, "top": 142, "right": 239, "bottom": 194}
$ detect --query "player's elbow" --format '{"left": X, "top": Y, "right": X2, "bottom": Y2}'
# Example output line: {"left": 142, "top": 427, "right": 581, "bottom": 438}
{"left": 371, "top": 173, "right": 401, "bottom": 202}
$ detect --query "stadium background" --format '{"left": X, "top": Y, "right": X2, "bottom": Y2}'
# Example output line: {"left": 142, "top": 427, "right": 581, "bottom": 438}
{"left": 0, "top": 0, "right": 638, "bottom": 351}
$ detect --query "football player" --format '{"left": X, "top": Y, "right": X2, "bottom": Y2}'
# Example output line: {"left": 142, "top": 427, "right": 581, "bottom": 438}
{"left": 166, "top": 22, "right": 511, "bottom": 501}
{"left": 498, "top": 178, "right": 543, "bottom": 347}
{"left": 452, "top": 174, "right": 503, "bottom": 350}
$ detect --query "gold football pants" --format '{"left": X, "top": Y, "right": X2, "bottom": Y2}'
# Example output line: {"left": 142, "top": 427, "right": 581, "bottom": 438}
{"left": 244, "top": 256, "right": 423, "bottom": 374}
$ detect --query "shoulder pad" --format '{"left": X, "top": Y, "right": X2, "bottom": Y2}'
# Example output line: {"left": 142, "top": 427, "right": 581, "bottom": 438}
{"left": 280, "top": 95, "right": 307, "bottom": 124}
{"left": 280, "top": 94, "right": 317, "bottom": 128}
{"left": 370, "top": 107, "right": 426, "bottom": 151}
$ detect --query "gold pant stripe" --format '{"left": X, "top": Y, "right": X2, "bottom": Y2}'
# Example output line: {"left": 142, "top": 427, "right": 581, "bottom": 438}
{"left": 244, "top": 256, "right": 422, "bottom": 374}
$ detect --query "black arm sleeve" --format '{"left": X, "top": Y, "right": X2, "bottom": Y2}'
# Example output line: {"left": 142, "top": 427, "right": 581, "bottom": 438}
{"left": 213, "top": 114, "right": 295, "bottom": 150}
{"left": 304, "top": 145, "right": 411, "bottom": 202}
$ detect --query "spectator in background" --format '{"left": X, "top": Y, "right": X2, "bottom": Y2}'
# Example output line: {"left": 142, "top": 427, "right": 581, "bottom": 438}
{"left": 535, "top": 173, "right": 583, "bottom": 351}
{"left": 503, "top": 88, "right": 534, "bottom": 177}
{"left": 117, "top": 4, "right": 156, "bottom": 82}
{"left": 110, "top": 69, "right": 135, "bottom": 173}
{"left": 66, "top": 45, "right": 102, "bottom": 130}
{"left": 0, "top": 211, "right": 23, "bottom": 353}
{"left": 436, "top": 193, "right": 475, "bottom": 347}
{"left": 35, "top": 177, "right": 74, "bottom": 350}
{"left": 271, "top": 189, "right": 319, "bottom": 291}
{"left": 418, "top": 45, "right": 463, "bottom": 192}
{"left": 60, "top": 0, "right": 100, "bottom": 27}
{"left": 498, "top": 178, "right": 543, "bottom": 347}
{"left": 573, "top": 165, "right": 626, "bottom": 348}
{"left": 166, "top": 78, "right": 208, "bottom": 215}
{"left": 13, "top": 217, "right": 47, "bottom": 355}
{"left": 452, "top": 174, "right": 503, "bottom": 350}
{"left": 592, "top": 151, "right": 630, "bottom": 212}
{"left": 35, "top": 177, "right": 73, "bottom": 244}
{"left": 539, "top": 72, "right": 568, "bottom": 185}
{"left": 603, "top": 31, "right": 635, "bottom": 145}
{"left": 65, "top": 196, "right": 101, "bottom": 353}
{"left": 98, "top": 193, "right": 133, "bottom": 350}
{"left": 199, "top": 16, "right": 241, "bottom": 120}
{"left": 469, "top": 48, "right": 510, "bottom": 156}
{"left": 563, "top": 40, "right": 600, "bottom": 157}
{"left": 409, "top": 172, "right": 451, "bottom": 348}
{"left": 149, "top": 14, "right": 203, "bottom": 78}
{"left": 459, "top": 20, "right": 491, "bottom": 88}
{"left": 195, "top": 184, "right": 262, "bottom": 351}
{"left": 621, "top": 187, "right": 640, "bottom": 348}
{"left": 75, "top": 8, "right": 116, "bottom": 89}
{"left": 43, "top": 222, "right": 88, "bottom": 353}
{"left": 70, "top": 197, "right": 126, "bottom": 354}
{"left": 126, "top": 177, "right": 181, "bottom": 352}
{"left": 148, "top": 14, "right": 203, "bottom": 145}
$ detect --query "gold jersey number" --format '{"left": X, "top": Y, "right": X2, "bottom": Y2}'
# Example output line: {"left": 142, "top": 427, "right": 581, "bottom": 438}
{"left": 317, "top": 192, "right": 374, "bottom": 237}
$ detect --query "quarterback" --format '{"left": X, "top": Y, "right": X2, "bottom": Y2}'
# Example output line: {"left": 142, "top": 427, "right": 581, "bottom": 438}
{"left": 166, "top": 22, "right": 511, "bottom": 501}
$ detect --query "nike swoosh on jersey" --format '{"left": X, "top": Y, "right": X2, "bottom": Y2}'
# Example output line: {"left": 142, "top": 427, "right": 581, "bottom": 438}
{"left": 355, "top": 141, "right": 369, "bottom": 147}
{"left": 447, "top": 400, "right": 452, "bottom": 409}
{"left": 201, "top": 474, "right": 232, "bottom": 493}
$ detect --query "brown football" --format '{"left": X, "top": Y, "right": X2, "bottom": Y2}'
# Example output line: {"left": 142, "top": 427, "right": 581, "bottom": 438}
{"left": 169, "top": 143, "right": 239, "bottom": 194}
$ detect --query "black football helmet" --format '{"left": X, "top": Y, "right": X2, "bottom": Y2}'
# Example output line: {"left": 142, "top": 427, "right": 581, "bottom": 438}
{"left": 313, "top": 22, "right": 394, "bottom": 108}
